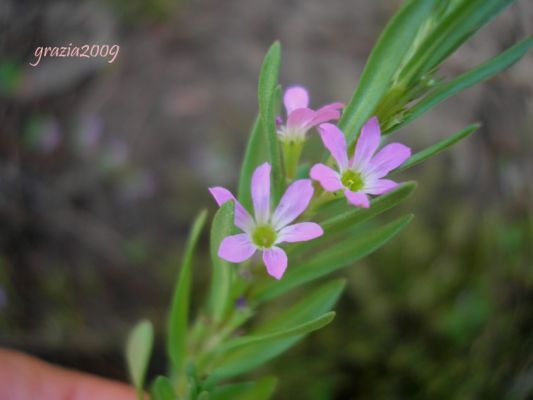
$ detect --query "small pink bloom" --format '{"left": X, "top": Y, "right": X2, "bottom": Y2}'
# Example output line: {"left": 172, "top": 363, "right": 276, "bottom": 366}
{"left": 209, "top": 163, "right": 323, "bottom": 280}
{"left": 277, "top": 86, "right": 343, "bottom": 143}
{"left": 310, "top": 117, "right": 411, "bottom": 208}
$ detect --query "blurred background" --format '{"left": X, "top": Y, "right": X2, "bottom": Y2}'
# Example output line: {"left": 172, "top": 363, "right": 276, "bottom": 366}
{"left": 0, "top": 0, "right": 532, "bottom": 398}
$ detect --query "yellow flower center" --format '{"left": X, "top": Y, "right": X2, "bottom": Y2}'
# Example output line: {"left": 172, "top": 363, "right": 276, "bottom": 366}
{"left": 341, "top": 169, "right": 364, "bottom": 192}
{"left": 252, "top": 224, "right": 277, "bottom": 248}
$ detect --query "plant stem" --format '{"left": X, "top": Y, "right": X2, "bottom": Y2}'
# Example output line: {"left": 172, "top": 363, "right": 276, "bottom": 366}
{"left": 282, "top": 140, "right": 304, "bottom": 180}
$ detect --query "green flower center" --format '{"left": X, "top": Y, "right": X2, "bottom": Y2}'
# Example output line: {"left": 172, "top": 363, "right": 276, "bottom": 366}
{"left": 341, "top": 169, "right": 364, "bottom": 192}
{"left": 252, "top": 224, "right": 277, "bottom": 248}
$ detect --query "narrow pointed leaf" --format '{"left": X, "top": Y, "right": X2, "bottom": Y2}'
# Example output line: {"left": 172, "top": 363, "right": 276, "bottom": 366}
{"left": 151, "top": 376, "right": 176, "bottom": 400}
{"left": 254, "top": 279, "right": 345, "bottom": 331}
{"left": 209, "top": 337, "right": 300, "bottom": 381}
{"left": 254, "top": 215, "right": 413, "bottom": 302}
{"left": 238, "top": 116, "right": 265, "bottom": 210}
{"left": 398, "top": 0, "right": 516, "bottom": 84}
{"left": 321, "top": 182, "right": 416, "bottom": 234}
{"left": 391, "top": 37, "right": 533, "bottom": 132}
{"left": 168, "top": 210, "right": 208, "bottom": 372}
{"left": 126, "top": 319, "right": 154, "bottom": 394}
{"left": 217, "top": 312, "right": 335, "bottom": 353}
{"left": 290, "top": 183, "right": 416, "bottom": 257}
{"left": 258, "top": 42, "right": 283, "bottom": 201}
{"left": 235, "top": 376, "right": 278, "bottom": 400}
{"left": 339, "top": 0, "right": 438, "bottom": 144}
{"left": 394, "top": 124, "right": 479, "bottom": 173}
{"left": 211, "top": 377, "right": 278, "bottom": 400}
{"left": 273, "top": 84, "right": 282, "bottom": 115}
{"left": 206, "top": 289, "right": 340, "bottom": 381}
{"left": 208, "top": 202, "right": 235, "bottom": 325}
{"left": 425, "top": 0, "right": 516, "bottom": 71}
{"left": 211, "top": 382, "right": 253, "bottom": 400}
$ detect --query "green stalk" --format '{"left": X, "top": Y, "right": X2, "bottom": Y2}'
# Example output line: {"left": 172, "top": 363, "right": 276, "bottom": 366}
{"left": 282, "top": 140, "right": 304, "bottom": 181}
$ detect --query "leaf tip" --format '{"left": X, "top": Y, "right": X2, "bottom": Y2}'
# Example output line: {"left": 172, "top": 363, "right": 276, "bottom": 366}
{"left": 469, "top": 122, "right": 482, "bottom": 131}
{"left": 404, "top": 213, "right": 415, "bottom": 224}
{"left": 198, "top": 208, "right": 209, "bottom": 221}
{"left": 325, "top": 311, "right": 336, "bottom": 322}
{"left": 400, "top": 180, "right": 418, "bottom": 191}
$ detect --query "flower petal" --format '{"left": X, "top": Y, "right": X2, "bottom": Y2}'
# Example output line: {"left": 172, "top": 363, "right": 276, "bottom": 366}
{"left": 364, "top": 179, "right": 398, "bottom": 195}
{"left": 284, "top": 86, "right": 309, "bottom": 115}
{"left": 218, "top": 233, "right": 256, "bottom": 263}
{"left": 208, "top": 187, "right": 254, "bottom": 232}
{"left": 208, "top": 186, "right": 234, "bottom": 206}
{"left": 351, "top": 116, "right": 381, "bottom": 170}
{"left": 262, "top": 246, "right": 288, "bottom": 280}
{"left": 307, "top": 103, "right": 343, "bottom": 128}
{"left": 366, "top": 143, "right": 411, "bottom": 178}
{"left": 345, "top": 190, "right": 370, "bottom": 208}
{"left": 277, "top": 222, "right": 323, "bottom": 243}
{"left": 323, "top": 102, "right": 344, "bottom": 111}
{"left": 286, "top": 108, "right": 315, "bottom": 132}
{"left": 310, "top": 163, "right": 343, "bottom": 192}
{"left": 318, "top": 123, "right": 348, "bottom": 170}
{"left": 251, "top": 162, "right": 271, "bottom": 223}
{"left": 271, "top": 179, "right": 314, "bottom": 229}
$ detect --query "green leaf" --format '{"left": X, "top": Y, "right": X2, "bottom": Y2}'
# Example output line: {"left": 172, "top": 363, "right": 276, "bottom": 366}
{"left": 254, "top": 279, "right": 345, "bottom": 332}
{"left": 208, "top": 337, "right": 301, "bottom": 381}
{"left": 391, "top": 37, "right": 533, "bottom": 132}
{"left": 208, "top": 202, "right": 235, "bottom": 326}
{"left": 338, "top": 0, "right": 438, "bottom": 144}
{"left": 126, "top": 319, "right": 154, "bottom": 396}
{"left": 207, "top": 286, "right": 340, "bottom": 381}
{"left": 211, "top": 381, "right": 252, "bottom": 399}
{"left": 253, "top": 215, "right": 413, "bottom": 302}
{"left": 151, "top": 376, "right": 176, "bottom": 400}
{"left": 198, "top": 392, "right": 211, "bottom": 400}
{"left": 237, "top": 116, "right": 265, "bottom": 210}
{"left": 273, "top": 84, "right": 282, "bottom": 115}
{"left": 234, "top": 376, "right": 277, "bottom": 400}
{"left": 211, "top": 377, "right": 277, "bottom": 400}
{"left": 186, "top": 364, "right": 199, "bottom": 399}
{"left": 290, "top": 183, "right": 416, "bottom": 258}
{"left": 398, "top": 0, "right": 516, "bottom": 85}
{"left": 321, "top": 182, "right": 416, "bottom": 235}
{"left": 394, "top": 124, "right": 479, "bottom": 173}
{"left": 217, "top": 312, "right": 335, "bottom": 353}
{"left": 168, "top": 210, "right": 208, "bottom": 372}
{"left": 257, "top": 41, "right": 283, "bottom": 201}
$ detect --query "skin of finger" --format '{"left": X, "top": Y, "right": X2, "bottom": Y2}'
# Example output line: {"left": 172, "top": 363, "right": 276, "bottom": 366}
{"left": 0, "top": 348, "right": 139, "bottom": 400}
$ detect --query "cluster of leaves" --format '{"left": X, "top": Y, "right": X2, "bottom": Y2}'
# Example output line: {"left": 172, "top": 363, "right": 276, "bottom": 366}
{"left": 268, "top": 194, "right": 533, "bottom": 399}
{"left": 124, "top": 0, "right": 532, "bottom": 399}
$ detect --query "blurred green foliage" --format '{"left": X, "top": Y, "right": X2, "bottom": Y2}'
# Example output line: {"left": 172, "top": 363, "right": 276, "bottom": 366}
{"left": 0, "top": 61, "right": 22, "bottom": 96}
{"left": 264, "top": 163, "right": 533, "bottom": 399}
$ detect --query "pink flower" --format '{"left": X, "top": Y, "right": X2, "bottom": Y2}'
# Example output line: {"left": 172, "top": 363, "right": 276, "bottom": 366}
{"left": 209, "top": 163, "right": 323, "bottom": 280}
{"left": 310, "top": 117, "right": 411, "bottom": 208}
{"left": 277, "top": 86, "right": 343, "bottom": 143}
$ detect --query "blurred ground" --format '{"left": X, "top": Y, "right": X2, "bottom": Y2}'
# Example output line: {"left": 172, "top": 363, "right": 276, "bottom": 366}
{"left": 0, "top": 0, "right": 532, "bottom": 399}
